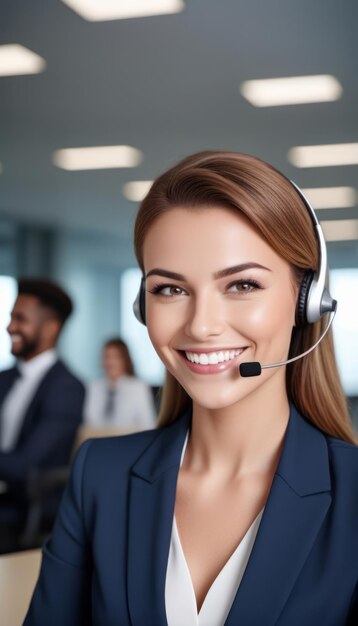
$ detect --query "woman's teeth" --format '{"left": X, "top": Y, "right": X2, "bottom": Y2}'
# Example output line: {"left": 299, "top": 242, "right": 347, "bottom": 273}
{"left": 185, "top": 349, "right": 244, "bottom": 365}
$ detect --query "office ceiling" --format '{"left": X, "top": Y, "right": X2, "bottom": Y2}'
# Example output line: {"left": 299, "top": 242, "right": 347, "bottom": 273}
{"left": 0, "top": 0, "right": 357, "bottom": 242}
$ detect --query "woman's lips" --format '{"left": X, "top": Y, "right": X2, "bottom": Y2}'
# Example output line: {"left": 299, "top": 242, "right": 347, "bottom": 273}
{"left": 178, "top": 348, "right": 248, "bottom": 375}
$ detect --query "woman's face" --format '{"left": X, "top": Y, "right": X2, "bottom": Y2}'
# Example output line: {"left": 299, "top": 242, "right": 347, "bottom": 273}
{"left": 143, "top": 206, "right": 297, "bottom": 410}
{"left": 103, "top": 345, "right": 126, "bottom": 381}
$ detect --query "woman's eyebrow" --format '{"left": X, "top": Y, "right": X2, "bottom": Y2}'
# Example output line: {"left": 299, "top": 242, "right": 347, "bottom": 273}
{"left": 214, "top": 262, "right": 271, "bottom": 279}
{"left": 146, "top": 269, "right": 185, "bottom": 280}
{"left": 146, "top": 263, "right": 271, "bottom": 281}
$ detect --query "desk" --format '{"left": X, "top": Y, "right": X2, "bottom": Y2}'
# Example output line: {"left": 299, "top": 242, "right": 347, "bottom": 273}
{"left": 0, "top": 549, "right": 41, "bottom": 626}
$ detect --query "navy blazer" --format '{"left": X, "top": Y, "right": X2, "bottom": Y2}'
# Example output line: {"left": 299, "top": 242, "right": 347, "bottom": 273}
{"left": 25, "top": 405, "right": 358, "bottom": 625}
{"left": 0, "top": 361, "right": 84, "bottom": 488}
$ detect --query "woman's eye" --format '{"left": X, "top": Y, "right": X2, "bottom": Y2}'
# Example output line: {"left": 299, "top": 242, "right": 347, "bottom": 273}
{"left": 227, "top": 280, "right": 261, "bottom": 293}
{"left": 149, "top": 284, "right": 186, "bottom": 297}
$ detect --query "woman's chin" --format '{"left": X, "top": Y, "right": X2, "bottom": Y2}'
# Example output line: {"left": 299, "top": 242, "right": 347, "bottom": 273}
{"left": 186, "top": 387, "right": 250, "bottom": 412}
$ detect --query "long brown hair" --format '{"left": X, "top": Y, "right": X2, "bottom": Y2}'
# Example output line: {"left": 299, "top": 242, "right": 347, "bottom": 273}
{"left": 134, "top": 151, "right": 357, "bottom": 443}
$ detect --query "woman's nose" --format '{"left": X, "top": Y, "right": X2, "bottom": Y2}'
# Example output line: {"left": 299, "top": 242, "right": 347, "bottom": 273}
{"left": 184, "top": 293, "right": 225, "bottom": 340}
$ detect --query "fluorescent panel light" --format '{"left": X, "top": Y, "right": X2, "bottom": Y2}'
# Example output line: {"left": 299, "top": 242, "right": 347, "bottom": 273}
{"left": 302, "top": 187, "right": 357, "bottom": 209}
{"left": 123, "top": 180, "right": 153, "bottom": 201}
{"left": 61, "top": 0, "right": 185, "bottom": 21}
{"left": 320, "top": 219, "right": 358, "bottom": 242}
{"left": 0, "top": 44, "right": 46, "bottom": 77}
{"left": 288, "top": 143, "right": 358, "bottom": 167}
{"left": 240, "top": 75, "right": 342, "bottom": 107}
{"left": 53, "top": 145, "right": 143, "bottom": 170}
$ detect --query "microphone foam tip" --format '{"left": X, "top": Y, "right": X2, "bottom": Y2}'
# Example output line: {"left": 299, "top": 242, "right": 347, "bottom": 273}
{"left": 239, "top": 362, "right": 262, "bottom": 377}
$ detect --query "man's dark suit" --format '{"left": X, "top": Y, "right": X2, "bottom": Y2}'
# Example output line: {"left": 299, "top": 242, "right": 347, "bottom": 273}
{"left": 0, "top": 360, "right": 85, "bottom": 525}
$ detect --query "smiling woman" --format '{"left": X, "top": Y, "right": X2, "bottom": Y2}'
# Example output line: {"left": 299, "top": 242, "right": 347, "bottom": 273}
{"left": 142, "top": 207, "right": 297, "bottom": 415}
{"left": 25, "top": 152, "right": 358, "bottom": 626}
{"left": 135, "top": 152, "right": 353, "bottom": 439}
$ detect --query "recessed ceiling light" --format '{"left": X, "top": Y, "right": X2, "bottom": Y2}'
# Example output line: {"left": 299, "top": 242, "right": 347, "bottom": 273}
{"left": 123, "top": 180, "right": 153, "bottom": 201}
{"left": 320, "top": 219, "right": 358, "bottom": 242}
{"left": 53, "top": 145, "right": 143, "bottom": 170}
{"left": 288, "top": 143, "right": 358, "bottom": 167}
{"left": 61, "top": 0, "right": 185, "bottom": 21}
{"left": 240, "top": 75, "right": 342, "bottom": 107}
{"left": 0, "top": 44, "right": 46, "bottom": 77}
{"left": 302, "top": 187, "right": 357, "bottom": 209}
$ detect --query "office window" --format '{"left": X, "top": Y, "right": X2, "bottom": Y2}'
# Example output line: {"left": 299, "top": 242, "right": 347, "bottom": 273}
{"left": 0, "top": 276, "right": 16, "bottom": 370}
{"left": 120, "top": 268, "right": 164, "bottom": 386}
{"left": 330, "top": 269, "right": 358, "bottom": 396}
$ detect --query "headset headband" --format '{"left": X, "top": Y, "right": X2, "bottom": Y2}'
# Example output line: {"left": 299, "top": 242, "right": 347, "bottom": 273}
{"left": 133, "top": 179, "right": 336, "bottom": 326}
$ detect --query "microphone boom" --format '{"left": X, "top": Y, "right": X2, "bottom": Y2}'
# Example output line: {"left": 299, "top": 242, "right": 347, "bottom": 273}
{"left": 239, "top": 305, "right": 337, "bottom": 378}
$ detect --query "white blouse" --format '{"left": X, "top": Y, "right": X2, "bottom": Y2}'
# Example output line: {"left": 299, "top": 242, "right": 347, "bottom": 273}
{"left": 165, "top": 433, "right": 264, "bottom": 626}
{"left": 83, "top": 376, "right": 155, "bottom": 429}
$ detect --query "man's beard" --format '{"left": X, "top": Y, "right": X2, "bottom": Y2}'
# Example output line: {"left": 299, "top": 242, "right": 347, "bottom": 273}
{"left": 11, "top": 336, "right": 39, "bottom": 359}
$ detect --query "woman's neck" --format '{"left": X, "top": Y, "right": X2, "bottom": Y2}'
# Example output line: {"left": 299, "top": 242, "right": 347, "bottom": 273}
{"left": 186, "top": 380, "right": 290, "bottom": 482}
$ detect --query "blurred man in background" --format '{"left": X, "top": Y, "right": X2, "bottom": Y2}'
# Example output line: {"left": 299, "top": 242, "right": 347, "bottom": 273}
{"left": 0, "top": 278, "right": 84, "bottom": 551}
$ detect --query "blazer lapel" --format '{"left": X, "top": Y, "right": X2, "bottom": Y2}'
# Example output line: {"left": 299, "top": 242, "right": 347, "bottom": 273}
{"left": 225, "top": 405, "right": 332, "bottom": 626}
{"left": 127, "top": 410, "right": 191, "bottom": 626}
{"left": 0, "top": 367, "right": 20, "bottom": 405}
{"left": 15, "top": 361, "right": 60, "bottom": 446}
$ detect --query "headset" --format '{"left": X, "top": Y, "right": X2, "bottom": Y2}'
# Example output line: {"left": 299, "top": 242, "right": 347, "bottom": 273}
{"left": 289, "top": 181, "right": 336, "bottom": 325}
{"left": 132, "top": 180, "right": 337, "bottom": 376}
{"left": 133, "top": 274, "right": 146, "bottom": 327}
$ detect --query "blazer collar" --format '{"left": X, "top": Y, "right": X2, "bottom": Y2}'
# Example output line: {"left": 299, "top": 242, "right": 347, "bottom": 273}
{"left": 225, "top": 404, "right": 332, "bottom": 625}
{"left": 130, "top": 407, "right": 191, "bottom": 483}
{"left": 130, "top": 403, "right": 331, "bottom": 494}
{"left": 127, "top": 404, "right": 332, "bottom": 626}
{"left": 274, "top": 403, "right": 331, "bottom": 496}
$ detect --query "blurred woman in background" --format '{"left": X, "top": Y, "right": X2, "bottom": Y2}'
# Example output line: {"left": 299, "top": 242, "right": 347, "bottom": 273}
{"left": 83, "top": 337, "right": 155, "bottom": 429}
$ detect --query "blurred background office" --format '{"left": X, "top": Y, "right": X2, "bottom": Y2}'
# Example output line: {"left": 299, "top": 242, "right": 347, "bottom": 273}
{"left": 0, "top": 2, "right": 357, "bottom": 440}
{"left": 1, "top": 5, "right": 358, "bottom": 616}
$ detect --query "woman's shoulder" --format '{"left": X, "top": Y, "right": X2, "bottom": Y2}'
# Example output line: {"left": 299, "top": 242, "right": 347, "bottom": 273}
{"left": 82, "top": 426, "right": 159, "bottom": 457}
{"left": 72, "top": 427, "right": 161, "bottom": 480}
{"left": 326, "top": 434, "right": 358, "bottom": 456}
{"left": 325, "top": 434, "right": 358, "bottom": 493}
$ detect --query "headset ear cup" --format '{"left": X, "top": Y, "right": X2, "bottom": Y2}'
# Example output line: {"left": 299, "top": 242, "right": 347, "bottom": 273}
{"left": 133, "top": 277, "right": 146, "bottom": 325}
{"left": 296, "top": 271, "right": 314, "bottom": 326}
{"left": 139, "top": 278, "right": 146, "bottom": 325}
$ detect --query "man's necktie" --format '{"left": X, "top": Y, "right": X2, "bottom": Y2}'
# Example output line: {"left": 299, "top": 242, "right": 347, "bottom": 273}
{"left": 104, "top": 387, "right": 116, "bottom": 420}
